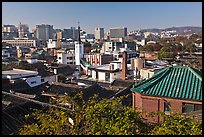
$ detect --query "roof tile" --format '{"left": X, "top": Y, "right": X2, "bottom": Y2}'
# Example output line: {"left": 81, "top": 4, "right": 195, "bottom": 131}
{"left": 131, "top": 66, "right": 202, "bottom": 101}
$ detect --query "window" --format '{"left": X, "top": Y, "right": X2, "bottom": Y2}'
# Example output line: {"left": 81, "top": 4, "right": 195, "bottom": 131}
{"left": 31, "top": 81, "right": 36, "bottom": 84}
{"left": 105, "top": 72, "right": 110, "bottom": 81}
{"left": 194, "top": 104, "right": 202, "bottom": 111}
{"left": 182, "top": 103, "right": 202, "bottom": 113}
{"left": 182, "top": 103, "right": 194, "bottom": 113}
{"left": 164, "top": 102, "right": 170, "bottom": 115}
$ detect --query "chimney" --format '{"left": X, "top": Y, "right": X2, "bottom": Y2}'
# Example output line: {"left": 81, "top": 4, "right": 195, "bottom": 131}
{"left": 122, "top": 51, "right": 127, "bottom": 80}
{"left": 78, "top": 21, "right": 81, "bottom": 44}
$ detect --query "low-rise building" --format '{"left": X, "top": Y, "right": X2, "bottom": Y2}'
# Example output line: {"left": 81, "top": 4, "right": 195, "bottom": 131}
{"left": 2, "top": 45, "right": 17, "bottom": 60}
{"left": 84, "top": 53, "right": 113, "bottom": 66}
{"left": 16, "top": 46, "right": 30, "bottom": 58}
{"left": 2, "top": 37, "right": 39, "bottom": 47}
{"left": 87, "top": 62, "right": 122, "bottom": 83}
{"left": 131, "top": 65, "right": 202, "bottom": 123}
{"left": 57, "top": 49, "right": 75, "bottom": 64}
{"left": 2, "top": 68, "right": 42, "bottom": 88}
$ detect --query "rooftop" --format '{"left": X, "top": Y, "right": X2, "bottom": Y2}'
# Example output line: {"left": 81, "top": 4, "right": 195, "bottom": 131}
{"left": 131, "top": 66, "right": 202, "bottom": 102}
{"left": 2, "top": 69, "right": 38, "bottom": 76}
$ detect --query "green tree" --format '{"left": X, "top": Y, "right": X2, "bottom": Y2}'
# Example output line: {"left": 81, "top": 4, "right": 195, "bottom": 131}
{"left": 19, "top": 108, "right": 73, "bottom": 135}
{"left": 139, "top": 44, "right": 153, "bottom": 52}
{"left": 150, "top": 113, "right": 202, "bottom": 135}
{"left": 80, "top": 96, "right": 148, "bottom": 135}
{"left": 19, "top": 95, "right": 148, "bottom": 135}
{"left": 184, "top": 43, "right": 196, "bottom": 53}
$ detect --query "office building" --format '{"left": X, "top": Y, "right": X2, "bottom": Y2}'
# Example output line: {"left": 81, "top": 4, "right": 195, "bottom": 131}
{"left": 2, "top": 25, "right": 18, "bottom": 39}
{"left": 36, "top": 24, "right": 54, "bottom": 41}
{"left": 109, "top": 27, "right": 127, "bottom": 39}
{"left": 95, "top": 27, "right": 104, "bottom": 40}
{"left": 18, "top": 23, "right": 29, "bottom": 38}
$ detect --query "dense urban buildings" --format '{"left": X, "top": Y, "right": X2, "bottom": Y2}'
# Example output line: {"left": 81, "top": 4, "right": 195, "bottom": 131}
{"left": 2, "top": 21, "right": 202, "bottom": 136}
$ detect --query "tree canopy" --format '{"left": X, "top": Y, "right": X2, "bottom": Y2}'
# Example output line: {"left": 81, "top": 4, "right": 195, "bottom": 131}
{"left": 150, "top": 113, "right": 202, "bottom": 135}
{"left": 19, "top": 94, "right": 149, "bottom": 135}
{"left": 19, "top": 93, "right": 202, "bottom": 135}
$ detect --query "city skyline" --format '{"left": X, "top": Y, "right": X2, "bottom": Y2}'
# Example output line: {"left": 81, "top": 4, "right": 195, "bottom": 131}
{"left": 2, "top": 2, "right": 202, "bottom": 33}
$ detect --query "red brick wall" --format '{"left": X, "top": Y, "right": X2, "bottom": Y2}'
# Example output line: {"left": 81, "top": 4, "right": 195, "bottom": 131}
{"left": 134, "top": 92, "right": 142, "bottom": 112}
{"left": 142, "top": 97, "right": 159, "bottom": 123}
{"left": 133, "top": 93, "right": 202, "bottom": 123}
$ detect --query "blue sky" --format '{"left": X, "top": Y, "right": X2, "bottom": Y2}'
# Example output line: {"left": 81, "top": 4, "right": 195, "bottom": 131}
{"left": 2, "top": 2, "right": 202, "bottom": 33}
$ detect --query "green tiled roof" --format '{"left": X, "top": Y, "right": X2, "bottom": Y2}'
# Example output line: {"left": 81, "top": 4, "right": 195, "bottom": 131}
{"left": 131, "top": 66, "right": 202, "bottom": 101}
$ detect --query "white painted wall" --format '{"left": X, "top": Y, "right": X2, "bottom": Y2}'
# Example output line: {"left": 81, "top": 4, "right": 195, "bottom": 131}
{"left": 57, "top": 53, "right": 75, "bottom": 64}
{"left": 140, "top": 69, "right": 156, "bottom": 79}
{"left": 98, "top": 72, "right": 106, "bottom": 81}
{"left": 110, "top": 73, "right": 115, "bottom": 83}
{"left": 26, "top": 59, "right": 38, "bottom": 64}
{"left": 92, "top": 70, "right": 97, "bottom": 79}
{"left": 47, "top": 39, "right": 57, "bottom": 49}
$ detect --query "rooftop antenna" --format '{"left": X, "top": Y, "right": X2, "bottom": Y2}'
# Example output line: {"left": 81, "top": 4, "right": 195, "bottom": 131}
{"left": 78, "top": 21, "right": 81, "bottom": 44}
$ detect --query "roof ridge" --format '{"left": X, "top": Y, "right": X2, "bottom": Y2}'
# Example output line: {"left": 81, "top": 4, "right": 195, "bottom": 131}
{"left": 187, "top": 67, "right": 202, "bottom": 81}
{"left": 172, "top": 65, "right": 202, "bottom": 80}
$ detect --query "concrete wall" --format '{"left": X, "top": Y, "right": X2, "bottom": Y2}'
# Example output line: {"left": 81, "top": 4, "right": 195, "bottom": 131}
{"left": 42, "top": 75, "right": 57, "bottom": 84}
{"left": 140, "top": 69, "right": 156, "bottom": 79}
{"left": 98, "top": 71, "right": 106, "bottom": 81}
{"left": 91, "top": 70, "right": 97, "bottom": 79}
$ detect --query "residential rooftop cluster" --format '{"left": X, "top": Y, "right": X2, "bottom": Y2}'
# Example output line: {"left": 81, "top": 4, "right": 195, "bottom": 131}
{"left": 2, "top": 23, "right": 202, "bottom": 135}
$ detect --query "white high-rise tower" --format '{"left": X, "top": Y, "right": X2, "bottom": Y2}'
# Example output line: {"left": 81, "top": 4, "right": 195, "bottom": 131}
{"left": 75, "top": 22, "right": 84, "bottom": 71}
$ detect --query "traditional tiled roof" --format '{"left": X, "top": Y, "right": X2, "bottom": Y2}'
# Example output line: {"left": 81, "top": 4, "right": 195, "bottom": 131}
{"left": 131, "top": 66, "right": 202, "bottom": 102}
{"left": 2, "top": 80, "right": 49, "bottom": 95}
{"left": 51, "top": 64, "right": 76, "bottom": 75}
{"left": 82, "top": 83, "right": 115, "bottom": 101}
{"left": 2, "top": 102, "right": 42, "bottom": 135}
{"left": 111, "top": 79, "right": 134, "bottom": 87}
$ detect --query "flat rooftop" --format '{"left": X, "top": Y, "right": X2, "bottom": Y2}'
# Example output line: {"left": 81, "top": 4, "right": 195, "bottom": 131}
{"left": 2, "top": 69, "right": 38, "bottom": 75}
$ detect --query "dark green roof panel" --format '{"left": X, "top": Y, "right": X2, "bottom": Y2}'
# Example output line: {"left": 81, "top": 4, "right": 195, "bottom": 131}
{"left": 131, "top": 66, "right": 202, "bottom": 102}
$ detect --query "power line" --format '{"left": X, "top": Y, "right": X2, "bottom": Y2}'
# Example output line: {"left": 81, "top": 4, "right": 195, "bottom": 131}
{"left": 2, "top": 91, "right": 74, "bottom": 111}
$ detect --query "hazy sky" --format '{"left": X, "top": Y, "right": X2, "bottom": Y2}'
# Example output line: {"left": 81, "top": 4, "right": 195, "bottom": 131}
{"left": 2, "top": 2, "right": 202, "bottom": 33}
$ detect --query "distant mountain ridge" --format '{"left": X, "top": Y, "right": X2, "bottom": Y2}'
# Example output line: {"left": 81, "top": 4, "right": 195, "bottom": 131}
{"left": 139, "top": 26, "right": 202, "bottom": 34}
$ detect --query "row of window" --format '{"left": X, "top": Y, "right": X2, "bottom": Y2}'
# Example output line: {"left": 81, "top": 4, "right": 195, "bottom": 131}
{"left": 58, "top": 57, "right": 73, "bottom": 60}
{"left": 164, "top": 102, "right": 202, "bottom": 114}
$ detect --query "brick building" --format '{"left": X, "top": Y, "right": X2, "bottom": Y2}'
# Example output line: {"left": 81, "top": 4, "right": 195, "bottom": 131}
{"left": 131, "top": 65, "right": 202, "bottom": 123}
{"left": 84, "top": 53, "right": 113, "bottom": 66}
